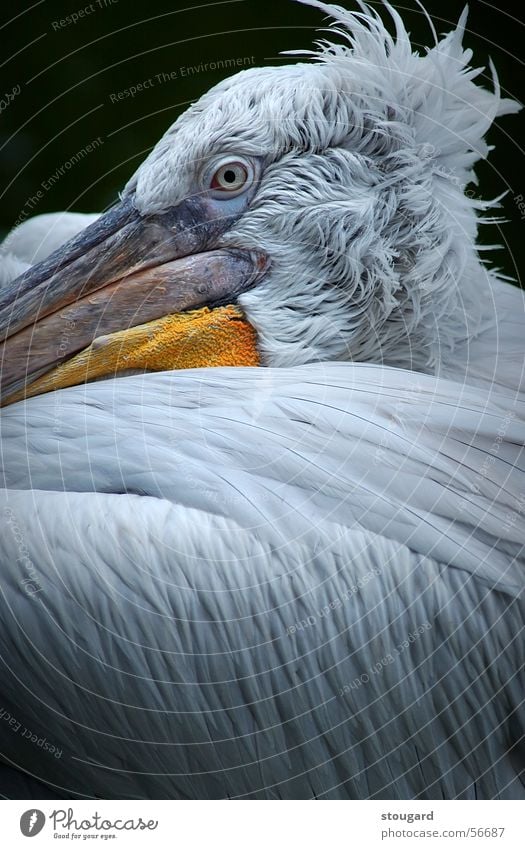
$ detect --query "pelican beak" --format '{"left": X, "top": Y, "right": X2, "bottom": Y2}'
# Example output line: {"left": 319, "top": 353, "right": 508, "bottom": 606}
{"left": 0, "top": 194, "right": 268, "bottom": 405}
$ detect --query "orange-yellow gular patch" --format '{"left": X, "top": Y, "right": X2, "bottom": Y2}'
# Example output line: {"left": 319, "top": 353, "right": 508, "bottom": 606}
{"left": 4, "top": 305, "right": 259, "bottom": 405}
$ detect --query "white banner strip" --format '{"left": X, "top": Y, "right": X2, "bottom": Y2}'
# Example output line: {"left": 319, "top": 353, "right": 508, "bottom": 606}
{"left": 1, "top": 799, "right": 524, "bottom": 848}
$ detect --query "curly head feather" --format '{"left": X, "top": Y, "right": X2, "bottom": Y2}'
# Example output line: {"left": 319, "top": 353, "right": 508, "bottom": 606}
{"left": 126, "top": 2, "right": 520, "bottom": 370}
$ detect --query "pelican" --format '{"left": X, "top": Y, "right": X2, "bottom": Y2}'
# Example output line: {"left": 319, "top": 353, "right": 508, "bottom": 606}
{"left": 0, "top": 0, "right": 523, "bottom": 800}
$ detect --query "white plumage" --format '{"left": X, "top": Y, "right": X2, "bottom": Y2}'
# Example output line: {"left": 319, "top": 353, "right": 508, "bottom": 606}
{"left": 0, "top": 1, "right": 523, "bottom": 799}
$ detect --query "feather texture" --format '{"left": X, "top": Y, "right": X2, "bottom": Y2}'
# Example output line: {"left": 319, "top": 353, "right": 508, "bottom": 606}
{"left": 0, "top": 365, "right": 523, "bottom": 799}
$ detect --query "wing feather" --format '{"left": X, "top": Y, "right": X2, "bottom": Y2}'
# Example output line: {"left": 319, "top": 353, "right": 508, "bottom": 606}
{"left": 0, "top": 363, "right": 523, "bottom": 799}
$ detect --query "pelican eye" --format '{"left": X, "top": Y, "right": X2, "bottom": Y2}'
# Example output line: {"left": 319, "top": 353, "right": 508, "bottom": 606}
{"left": 208, "top": 157, "right": 254, "bottom": 197}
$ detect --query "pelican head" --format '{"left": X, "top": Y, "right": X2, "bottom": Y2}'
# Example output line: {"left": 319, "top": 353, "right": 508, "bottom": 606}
{"left": 0, "top": 0, "right": 519, "bottom": 402}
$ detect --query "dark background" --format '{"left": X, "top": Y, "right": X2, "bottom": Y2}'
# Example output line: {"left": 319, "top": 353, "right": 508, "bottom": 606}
{"left": 1, "top": 0, "right": 523, "bottom": 282}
